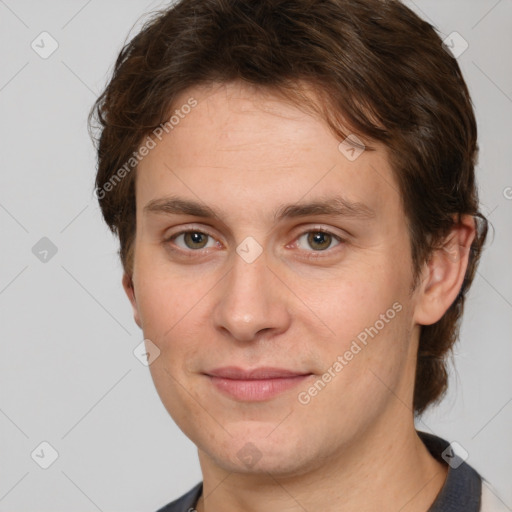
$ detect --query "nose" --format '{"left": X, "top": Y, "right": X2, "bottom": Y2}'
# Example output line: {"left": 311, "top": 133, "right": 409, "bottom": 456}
{"left": 212, "top": 248, "right": 292, "bottom": 343}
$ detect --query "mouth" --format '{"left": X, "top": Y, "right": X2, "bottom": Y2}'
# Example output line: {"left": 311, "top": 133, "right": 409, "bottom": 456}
{"left": 204, "top": 366, "right": 314, "bottom": 402}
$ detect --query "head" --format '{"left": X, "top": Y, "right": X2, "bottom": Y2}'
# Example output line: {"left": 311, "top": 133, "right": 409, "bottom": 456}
{"left": 89, "top": 0, "right": 487, "bottom": 475}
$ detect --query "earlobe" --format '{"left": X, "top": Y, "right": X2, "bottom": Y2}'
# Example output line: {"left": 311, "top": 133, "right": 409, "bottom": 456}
{"left": 413, "top": 215, "right": 476, "bottom": 326}
{"left": 122, "top": 273, "right": 142, "bottom": 329}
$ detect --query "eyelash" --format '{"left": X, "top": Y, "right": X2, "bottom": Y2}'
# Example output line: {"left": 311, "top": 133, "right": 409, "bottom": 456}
{"left": 163, "top": 227, "right": 346, "bottom": 260}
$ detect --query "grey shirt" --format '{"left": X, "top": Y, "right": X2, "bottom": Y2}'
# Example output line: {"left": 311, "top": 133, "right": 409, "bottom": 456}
{"left": 156, "top": 430, "right": 482, "bottom": 512}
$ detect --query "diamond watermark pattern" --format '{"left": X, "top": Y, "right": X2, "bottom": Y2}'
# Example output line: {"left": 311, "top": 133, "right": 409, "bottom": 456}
{"left": 236, "top": 236, "right": 263, "bottom": 264}
{"left": 442, "top": 243, "right": 461, "bottom": 263}
{"left": 31, "top": 441, "right": 59, "bottom": 469}
{"left": 236, "top": 442, "right": 262, "bottom": 468}
{"left": 442, "top": 32, "right": 469, "bottom": 59}
{"left": 32, "top": 237, "right": 58, "bottom": 263}
{"left": 338, "top": 134, "right": 365, "bottom": 161}
{"left": 133, "top": 339, "right": 161, "bottom": 366}
{"left": 441, "top": 441, "right": 469, "bottom": 469}
{"left": 31, "top": 31, "right": 59, "bottom": 59}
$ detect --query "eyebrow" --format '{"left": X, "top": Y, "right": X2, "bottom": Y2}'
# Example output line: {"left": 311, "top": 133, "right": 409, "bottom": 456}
{"left": 143, "top": 195, "right": 375, "bottom": 222}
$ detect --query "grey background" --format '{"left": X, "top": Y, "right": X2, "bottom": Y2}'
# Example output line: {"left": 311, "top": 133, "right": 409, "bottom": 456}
{"left": 0, "top": 0, "right": 511, "bottom": 510}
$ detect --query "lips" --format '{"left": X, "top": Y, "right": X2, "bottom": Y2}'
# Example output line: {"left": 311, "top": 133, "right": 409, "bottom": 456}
{"left": 207, "top": 366, "right": 309, "bottom": 379}
{"left": 205, "top": 366, "right": 313, "bottom": 401}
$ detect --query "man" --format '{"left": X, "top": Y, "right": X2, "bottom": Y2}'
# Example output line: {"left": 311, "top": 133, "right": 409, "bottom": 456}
{"left": 89, "top": 0, "right": 504, "bottom": 510}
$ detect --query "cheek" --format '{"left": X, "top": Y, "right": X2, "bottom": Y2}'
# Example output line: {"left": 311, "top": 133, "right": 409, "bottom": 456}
{"left": 299, "top": 262, "right": 407, "bottom": 341}
{"left": 296, "top": 304, "right": 412, "bottom": 437}
{"left": 133, "top": 249, "right": 198, "bottom": 336}
{"left": 133, "top": 258, "right": 213, "bottom": 389}
{"left": 301, "top": 263, "right": 413, "bottom": 398}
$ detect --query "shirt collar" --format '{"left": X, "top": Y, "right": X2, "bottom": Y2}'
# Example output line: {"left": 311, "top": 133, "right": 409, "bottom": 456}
{"left": 417, "top": 430, "right": 481, "bottom": 512}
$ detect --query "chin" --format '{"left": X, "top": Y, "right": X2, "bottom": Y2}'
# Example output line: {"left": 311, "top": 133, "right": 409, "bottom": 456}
{"left": 198, "top": 426, "right": 320, "bottom": 477}
{"left": 219, "top": 449, "right": 310, "bottom": 477}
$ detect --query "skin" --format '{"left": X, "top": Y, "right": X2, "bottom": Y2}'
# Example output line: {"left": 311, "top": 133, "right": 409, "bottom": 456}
{"left": 123, "top": 81, "right": 476, "bottom": 511}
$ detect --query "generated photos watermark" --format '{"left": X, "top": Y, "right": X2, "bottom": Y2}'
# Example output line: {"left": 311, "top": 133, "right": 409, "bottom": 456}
{"left": 298, "top": 301, "right": 403, "bottom": 405}
{"left": 94, "top": 97, "right": 198, "bottom": 200}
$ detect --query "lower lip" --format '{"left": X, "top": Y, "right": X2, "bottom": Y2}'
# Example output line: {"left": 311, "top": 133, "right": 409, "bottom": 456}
{"left": 207, "top": 375, "right": 312, "bottom": 401}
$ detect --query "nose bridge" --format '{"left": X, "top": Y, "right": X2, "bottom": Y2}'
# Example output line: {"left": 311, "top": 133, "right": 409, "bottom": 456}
{"left": 212, "top": 246, "right": 290, "bottom": 341}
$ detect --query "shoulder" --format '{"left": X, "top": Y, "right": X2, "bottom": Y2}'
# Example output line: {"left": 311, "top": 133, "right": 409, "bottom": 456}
{"left": 155, "top": 482, "right": 203, "bottom": 512}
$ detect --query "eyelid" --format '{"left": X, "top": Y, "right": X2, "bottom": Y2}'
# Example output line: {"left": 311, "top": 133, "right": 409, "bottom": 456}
{"left": 290, "top": 223, "right": 348, "bottom": 241}
{"left": 163, "top": 223, "right": 219, "bottom": 241}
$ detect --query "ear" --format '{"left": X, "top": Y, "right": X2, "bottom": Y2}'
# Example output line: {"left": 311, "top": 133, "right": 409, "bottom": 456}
{"left": 122, "top": 273, "right": 142, "bottom": 329}
{"left": 413, "top": 214, "right": 476, "bottom": 326}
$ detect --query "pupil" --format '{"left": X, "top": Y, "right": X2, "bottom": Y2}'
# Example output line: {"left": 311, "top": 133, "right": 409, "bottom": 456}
{"left": 186, "top": 232, "right": 207, "bottom": 249}
{"left": 309, "top": 232, "right": 330, "bottom": 250}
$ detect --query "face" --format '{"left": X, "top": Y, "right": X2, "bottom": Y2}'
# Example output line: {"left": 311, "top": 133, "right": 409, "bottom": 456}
{"left": 127, "top": 81, "right": 424, "bottom": 476}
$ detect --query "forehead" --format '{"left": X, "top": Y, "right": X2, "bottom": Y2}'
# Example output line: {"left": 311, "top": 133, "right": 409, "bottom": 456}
{"left": 135, "top": 81, "right": 401, "bottom": 221}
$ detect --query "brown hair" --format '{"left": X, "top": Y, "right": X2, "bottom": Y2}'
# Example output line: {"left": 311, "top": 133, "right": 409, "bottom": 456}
{"left": 89, "top": 0, "right": 488, "bottom": 415}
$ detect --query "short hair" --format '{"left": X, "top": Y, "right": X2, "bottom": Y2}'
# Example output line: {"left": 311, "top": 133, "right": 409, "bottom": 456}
{"left": 89, "top": 0, "right": 488, "bottom": 415}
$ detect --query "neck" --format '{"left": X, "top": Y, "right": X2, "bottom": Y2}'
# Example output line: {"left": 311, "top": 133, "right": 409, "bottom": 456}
{"left": 195, "top": 413, "right": 448, "bottom": 512}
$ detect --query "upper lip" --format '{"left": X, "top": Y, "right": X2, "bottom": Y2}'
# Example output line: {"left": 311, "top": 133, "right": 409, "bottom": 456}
{"left": 205, "top": 367, "right": 312, "bottom": 380}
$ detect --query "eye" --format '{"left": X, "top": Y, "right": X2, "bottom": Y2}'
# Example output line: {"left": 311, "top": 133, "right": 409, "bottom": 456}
{"left": 163, "top": 227, "right": 345, "bottom": 259}
{"left": 167, "top": 230, "right": 218, "bottom": 251}
{"left": 295, "top": 230, "right": 343, "bottom": 252}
